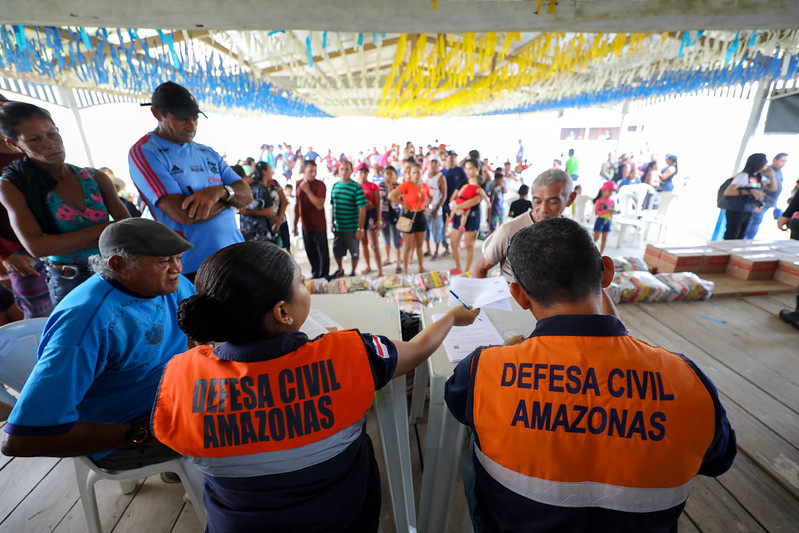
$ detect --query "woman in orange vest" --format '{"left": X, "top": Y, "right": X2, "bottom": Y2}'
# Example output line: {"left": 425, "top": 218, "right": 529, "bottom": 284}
{"left": 152, "top": 241, "right": 478, "bottom": 532}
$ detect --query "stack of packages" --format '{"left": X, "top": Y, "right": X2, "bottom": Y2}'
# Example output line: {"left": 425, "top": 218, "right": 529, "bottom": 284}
{"left": 608, "top": 257, "right": 714, "bottom": 304}
{"left": 644, "top": 239, "right": 799, "bottom": 287}
{"left": 305, "top": 270, "right": 454, "bottom": 313}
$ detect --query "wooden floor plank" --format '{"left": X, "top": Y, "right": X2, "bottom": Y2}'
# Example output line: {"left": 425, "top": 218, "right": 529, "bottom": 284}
{"left": 624, "top": 301, "right": 799, "bottom": 413}
{"left": 678, "top": 513, "right": 701, "bottom": 533}
{"left": 0, "top": 459, "right": 79, "bottom": 533}
{"left": 111, "top": 476, "right": 185, "bottom": 533}
{"left": 619, "top": 304, "right": 799, "bottom": 499}
{"left": 169, "top": 504, "right": 202, "bottom": 533}
{"left": 0, "top": 456, "right": 59, "bottom": 524}
{"left": 619, "top": 304, "right": 799, "bottom": 448}
{"left": 716, "top": 451, "right": 799, "bottom": 533}
{"left": 52, "top": 476, "right": 138, "bottom": 533}
{"left": 743, "top": 294, "right": 798, "bottom": 316}
{"left": 684, "top": 476, "right": 766, "bottom": 533}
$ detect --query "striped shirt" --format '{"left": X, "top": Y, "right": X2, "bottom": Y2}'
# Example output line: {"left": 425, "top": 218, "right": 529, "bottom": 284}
{"left": 331, "top": 179, "right": 367, "bottom": 232}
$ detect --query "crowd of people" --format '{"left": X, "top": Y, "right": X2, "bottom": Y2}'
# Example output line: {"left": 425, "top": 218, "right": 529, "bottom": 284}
{"left": 3, "top": 79, "right": 799, "bottom": 532}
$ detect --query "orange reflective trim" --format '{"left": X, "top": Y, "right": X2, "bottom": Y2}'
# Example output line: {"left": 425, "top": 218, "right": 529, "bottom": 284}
{"left": 472, "top": 336, "right": 716, "bottom": 489}
{"left": 153, "top": 330, "right": 376, "bottom": 458}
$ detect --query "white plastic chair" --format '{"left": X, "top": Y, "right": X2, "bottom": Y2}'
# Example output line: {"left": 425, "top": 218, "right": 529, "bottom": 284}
{"left": 642, "top": 192, "right": 679, "bottom": 242}
{"left": 0, "top": 317, "right": 48, "bottom": 406}
{"left": 614, "top": 192, "right": 646, "bottom": 248}
{"left": 73, "top": 455, "right": 207, "bottom": 532}
{"left": 570, "top": 194, "right": 594, "bottom": 225}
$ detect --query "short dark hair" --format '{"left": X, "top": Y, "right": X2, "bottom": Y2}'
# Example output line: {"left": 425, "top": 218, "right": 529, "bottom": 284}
{"left": 230, "top": 164, "right": 247, "bottom": 179}
{"left": 463, "top": 158, "right": 480, "bottom": 169}
{"left": 775, "top": 152, "right": 789, "bottom": 160}
{"left": 301, "top": 159, "right": 317, "bottom": 172}
{"left": 508, "top": 218, "right": 602, "bottom": 308}
{"left": 178, "top": 242, "right": 296, "bottom": 343}
{"left": 0, "top": 102, "right": 54, "bottom": 142}
{"left": 518, "top": 184, "right": 529, "bottom": 196}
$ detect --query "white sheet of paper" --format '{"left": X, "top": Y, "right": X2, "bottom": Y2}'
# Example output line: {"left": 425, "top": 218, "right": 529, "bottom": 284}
{"left": 448, "top": 276, "right": 512, "bottom": 309}
{"left": 433, "top": 311, "right": 505, "bottom": 363}
{"left": 300, "top": 309, "right": 343, "bottom": 339}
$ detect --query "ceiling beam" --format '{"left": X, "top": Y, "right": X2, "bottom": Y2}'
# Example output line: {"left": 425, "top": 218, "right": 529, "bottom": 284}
{"left": 4, "top": 0, "right": 799, "bottom": 33}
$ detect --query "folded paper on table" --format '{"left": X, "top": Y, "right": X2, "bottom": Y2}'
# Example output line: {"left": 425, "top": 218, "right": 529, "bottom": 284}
{"left": 301, "top": 309, "right": 343, "bottom": 339}
{"left": 448, "top": 276, "right": 512, "bottom": 310}
{"left": 433, "top": 311, "right": 505, "bottom": 363}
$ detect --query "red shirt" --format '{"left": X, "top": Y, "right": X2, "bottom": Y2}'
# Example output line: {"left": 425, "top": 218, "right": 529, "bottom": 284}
{"left": 455, "top": 183, "right": 480, "bottom": 205}
{"left": 295, "top": 178, "right": 327, "bottom": 232}
{"left": 360, "top": 181, "right": 380, "bottom": 211}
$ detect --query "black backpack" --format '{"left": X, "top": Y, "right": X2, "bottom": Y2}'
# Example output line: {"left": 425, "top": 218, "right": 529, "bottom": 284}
{"left": 717, "top": 177, "right": 733, "bottom": 209}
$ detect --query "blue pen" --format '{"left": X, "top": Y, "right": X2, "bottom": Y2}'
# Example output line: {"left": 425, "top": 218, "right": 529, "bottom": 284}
{"left": 449, "top": 289, "right": 482, "bottom": 321}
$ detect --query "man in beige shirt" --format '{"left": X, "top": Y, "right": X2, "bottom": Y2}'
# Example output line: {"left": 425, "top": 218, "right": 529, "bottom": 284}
{"left": 474, "top": 169, "right": 575, "bottom": 283}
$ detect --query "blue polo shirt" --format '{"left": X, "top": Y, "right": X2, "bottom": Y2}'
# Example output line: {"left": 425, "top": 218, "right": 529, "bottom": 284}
{"left": 128, "top": 133, "right": 244, "bottom": 273}
{"left": 5, "top": 274, "right": 194, "bottom": 461}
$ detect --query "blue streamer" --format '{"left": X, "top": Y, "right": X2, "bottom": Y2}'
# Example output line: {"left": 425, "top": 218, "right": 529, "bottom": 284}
{"left": 306, "top": 35, "right": 313, "bottom": 67}
{"left": 156, "top": 29, "right": 181, "bottom": 69}
{"left": 78, "top": 27, "right": 92, "bottom": 50}
{"left": 322, "top": 31, "right": 327, "bottom": 50}
{"left": 748, "top": 30, "right": 758, "bottom": 48}
{"left": 357, "top": 33, "right": 363, "bottom": 47}
{"left": 725, "top": 32, "right": 740, "bottom": 64}
{"left": 267, "top": 30, "right": 284, "bottom": 36}
{"left": 13, "top": 25, "right": 26, "bottom": 50}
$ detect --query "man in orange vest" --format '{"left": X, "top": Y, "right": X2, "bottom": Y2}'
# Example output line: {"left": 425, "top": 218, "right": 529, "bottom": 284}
{"left": 445, "top": 218, "right": 736, "bottom": 532}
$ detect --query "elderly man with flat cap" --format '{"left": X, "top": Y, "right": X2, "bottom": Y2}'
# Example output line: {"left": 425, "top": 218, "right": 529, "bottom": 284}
{"left": 2, "top": 219, "right": 195, "bottom": 469}
{"left": 128, "top": 81, "right": 252, "bottom": 280}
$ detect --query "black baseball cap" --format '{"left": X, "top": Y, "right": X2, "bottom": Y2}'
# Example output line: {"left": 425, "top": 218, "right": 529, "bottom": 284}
{"left": 141, "top": 81, "right": 206, "bottom": 119}
{"left": 99, "top": 218, "right": 193, "bottom": 258}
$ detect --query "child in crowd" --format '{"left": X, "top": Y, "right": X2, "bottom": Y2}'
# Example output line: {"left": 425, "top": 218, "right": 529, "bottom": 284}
{"left": 593, "top": 181, "right": 617, "bottom": 254}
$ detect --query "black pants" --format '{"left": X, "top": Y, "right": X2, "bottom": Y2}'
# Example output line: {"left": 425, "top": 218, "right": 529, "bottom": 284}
{"left": 303, "top": 230, "right": 330, "bottom": 279}
{"left": 724, "top": 210, "right": 752, "bottom": 240}
{"left": 791, "top": 218, "right": 799, "bottom": 240}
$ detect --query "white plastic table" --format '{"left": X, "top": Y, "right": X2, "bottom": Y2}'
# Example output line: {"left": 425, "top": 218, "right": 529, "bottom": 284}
{"left": 310, "top": 293, "right": 416, "bottom": 533}
{"left": 416, "top": 300, "right": 534, "bottom": 533}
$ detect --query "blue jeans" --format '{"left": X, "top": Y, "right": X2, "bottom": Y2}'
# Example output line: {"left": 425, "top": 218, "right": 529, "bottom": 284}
{"left": 426, "top": 213, "right": 444, "bottom": 244}
{"left": 744, "top": 208, "right": 768, "bottom": 240}
{"left": 461, "top": 435, "right": 491, "bottom": 533}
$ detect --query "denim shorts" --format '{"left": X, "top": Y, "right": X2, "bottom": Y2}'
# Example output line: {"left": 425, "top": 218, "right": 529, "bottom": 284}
{"left": 593, "top": 217, "right": 612, "bottom": 233}
{"left": 45, "top": 259, "right": 92, "bottom": 304}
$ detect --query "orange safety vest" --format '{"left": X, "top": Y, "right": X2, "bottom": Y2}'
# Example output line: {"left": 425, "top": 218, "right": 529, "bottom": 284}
{"left": 153, "top": 330, "right": 376, "bottom": 458}
{"left": 471, "top": 335, "right": 717, "bottom": 512}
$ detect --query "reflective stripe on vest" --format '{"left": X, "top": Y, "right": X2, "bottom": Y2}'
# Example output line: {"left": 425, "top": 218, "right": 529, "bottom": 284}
{"left": 153, "top": 329, "right": 375, "bottom": 459}
{"left": 471, "top": 335, "right": 716, "bottom": 512}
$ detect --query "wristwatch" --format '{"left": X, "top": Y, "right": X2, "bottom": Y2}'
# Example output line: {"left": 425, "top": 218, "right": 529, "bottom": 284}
{"left": 223, "top": 184, "right": 235, "bottom": 201}
{"left": 125, "top": 423, "right": 149, "bottom": 446}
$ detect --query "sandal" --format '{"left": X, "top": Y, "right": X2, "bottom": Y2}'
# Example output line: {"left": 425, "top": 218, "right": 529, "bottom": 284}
{"left": 395, "top": 267, "right": 403, "bottom": 274}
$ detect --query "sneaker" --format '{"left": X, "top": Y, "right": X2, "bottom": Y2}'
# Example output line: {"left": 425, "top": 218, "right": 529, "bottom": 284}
{"left": 327, "top": 270, "right": 345, "bottom": 281}
{"left": 779, "top": 309, "right": 799, "bottom": 330}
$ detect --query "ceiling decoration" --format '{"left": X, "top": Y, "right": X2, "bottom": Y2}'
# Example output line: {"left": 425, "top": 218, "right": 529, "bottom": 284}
{"left": 1, "top": 1, "right": 799, "bottom": 117}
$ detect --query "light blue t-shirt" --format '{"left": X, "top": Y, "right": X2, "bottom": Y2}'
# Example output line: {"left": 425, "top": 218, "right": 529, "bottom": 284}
{"left": 5, "top": 274, "right": 194, "bottom": 459}
{"left": 128, "top": 133, "right": 244, "bottom": 273}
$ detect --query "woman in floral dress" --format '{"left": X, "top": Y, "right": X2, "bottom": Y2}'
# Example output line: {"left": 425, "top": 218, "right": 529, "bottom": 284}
{"left": 0, "top": 102, "right": 129, "bottom": 304}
